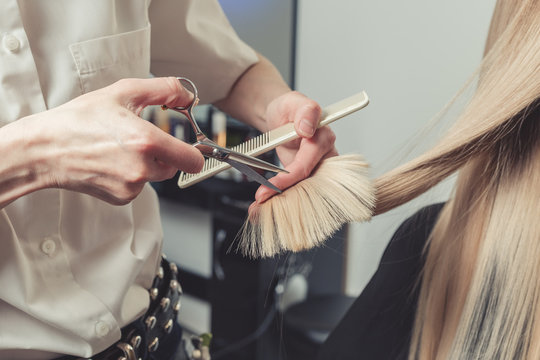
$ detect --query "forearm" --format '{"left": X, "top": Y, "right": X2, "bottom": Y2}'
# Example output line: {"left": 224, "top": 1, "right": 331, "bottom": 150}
{"left": 213, "top": 53, "right": 291, "bottom": 132}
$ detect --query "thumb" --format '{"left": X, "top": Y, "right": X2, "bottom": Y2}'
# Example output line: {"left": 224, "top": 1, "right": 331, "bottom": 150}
{"left": 294, "top": 102, "right": 321, "bottom": 138}
{"left": 114, "top": 77, "right": 195, "bottom": 114}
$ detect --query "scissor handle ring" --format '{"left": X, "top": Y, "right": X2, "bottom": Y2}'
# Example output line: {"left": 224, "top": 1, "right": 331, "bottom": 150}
{"left": 169, "top": 77, "right": 199, "bottom": 111}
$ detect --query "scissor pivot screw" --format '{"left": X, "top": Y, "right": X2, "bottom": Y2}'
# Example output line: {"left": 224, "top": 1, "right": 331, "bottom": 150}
{"left": 212, "top": 148, "right": 228, "bottom": 160}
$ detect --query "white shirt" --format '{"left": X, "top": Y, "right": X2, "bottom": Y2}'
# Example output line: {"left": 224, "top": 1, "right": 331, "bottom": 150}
{"left": 0, "top": 1, "right": 257, "bottom": 359}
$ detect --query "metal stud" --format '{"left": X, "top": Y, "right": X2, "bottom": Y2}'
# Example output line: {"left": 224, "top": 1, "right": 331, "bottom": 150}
{"left": 117, "top": 342, "right": 137, "bottom": 360}
{"left": 157, "top": 266, "right": 164, "bottom": 279}
{"left": 169, "top": 262, "right": 178, "bottom": 274}
{"left": 130, "top": 335, "right": 142, "bottom": 349}
{"left": 170, "top": 279, "right": 178, "bottom": 290}
{"left": 145, "top": 316, "right": 156, "bottom": 330}
{"left": 173, "top": 300, "right": 181, "bottom": 312}
{"left": 164, "top": 319, "right": 174, "bottom": 334}
{"left": 160, "top": 297, "right": 171, "bottom": 311}
{"left": 177, "top": 282, "right": 183, "bottom": 295}
{"left": 149, "top": 287, "right": 158, "bottom": 301}
{"left": 148, "top": 337, "right": 159, "bottom": 352}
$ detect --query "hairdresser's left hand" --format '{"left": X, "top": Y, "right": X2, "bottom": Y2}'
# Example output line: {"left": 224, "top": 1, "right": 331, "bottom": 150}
{"left": 254, "top": 91, "right": 338, "bottom": 203}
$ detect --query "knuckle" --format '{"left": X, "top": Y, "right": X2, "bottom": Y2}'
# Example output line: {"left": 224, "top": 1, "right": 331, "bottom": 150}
{"left": 112, "top": 78, "right": 133, "bottom": 94}
{"left": 126, "top": 166, "right": 149, "bottom": 183}
{"left": 116, "top": 78, "right": 136, "bottom": 88}
{"left": 128, "top": 131, "right": 155, "bottom": 155}
{"left": 291, "top": 91, "right": 320, "bottom": 113}
{"left": 107, "top": 78, "right": 136, "bottom": 103}
{"left": 120, "top": 155, "right": 150, "bottom": 183}
{"left": 326, "top": 129, "right": 337, "bottom": 145}
{"left": 318, "top": 127, "right": 336, "bottom": 146}
{"left": 305, "top": 99, "right": 321, "bottom": 114}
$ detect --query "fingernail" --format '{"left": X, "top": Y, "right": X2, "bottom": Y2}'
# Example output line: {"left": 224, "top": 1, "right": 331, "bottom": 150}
{"left": 299, "top": 119, "right": 315, "bottom": 136}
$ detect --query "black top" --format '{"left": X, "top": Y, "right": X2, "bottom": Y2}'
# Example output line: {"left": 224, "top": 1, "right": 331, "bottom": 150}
{"left": 317, "top": 203, "right": 445, "bottom": 360}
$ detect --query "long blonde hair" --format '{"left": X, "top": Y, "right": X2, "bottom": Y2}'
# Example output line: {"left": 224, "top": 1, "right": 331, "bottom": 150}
{"left": 374, "top": 0, "right": 540, "bottom": 358}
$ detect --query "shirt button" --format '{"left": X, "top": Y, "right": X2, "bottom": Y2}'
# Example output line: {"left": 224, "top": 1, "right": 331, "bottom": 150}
{"left": 95, "top": 321, "right": 110, "bottom": 337}
{"left": 3, "top": 34, "right": 21, "bottom": 53}
{"left": 41, "top": 238, "right": 57, "bottom": 256}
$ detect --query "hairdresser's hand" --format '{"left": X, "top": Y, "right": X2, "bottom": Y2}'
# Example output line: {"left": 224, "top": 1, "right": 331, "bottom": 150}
{"left": 254, "top": 91, "right": 338, "bottom": 203}
{"left": 4, "top": 77, "right": 204, "bottom": 206}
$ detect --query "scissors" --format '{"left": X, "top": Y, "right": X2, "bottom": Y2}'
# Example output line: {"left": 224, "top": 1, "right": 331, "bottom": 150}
{"left": 162, "top": 77, "right": 288, "bottom": 193}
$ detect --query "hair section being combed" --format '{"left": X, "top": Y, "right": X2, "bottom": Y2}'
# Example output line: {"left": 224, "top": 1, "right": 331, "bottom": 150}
{"left": 236, "top": 154, "right": 374, "bottom": 258}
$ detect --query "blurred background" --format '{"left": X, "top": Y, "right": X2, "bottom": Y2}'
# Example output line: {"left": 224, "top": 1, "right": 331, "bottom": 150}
{"left": 154, "top": 1, "right": 496, "bottom": 358}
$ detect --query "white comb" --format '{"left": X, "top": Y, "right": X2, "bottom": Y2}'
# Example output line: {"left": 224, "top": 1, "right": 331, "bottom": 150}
{"left": 177, "top": 91, "right": 369, "bottom": 189}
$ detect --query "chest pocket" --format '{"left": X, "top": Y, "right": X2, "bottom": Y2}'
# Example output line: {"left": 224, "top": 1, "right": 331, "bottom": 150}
{"left": 69, "top": 25, "right": 151, "bottom": 93}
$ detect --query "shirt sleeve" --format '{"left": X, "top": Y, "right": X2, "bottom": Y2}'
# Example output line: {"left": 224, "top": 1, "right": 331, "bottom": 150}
{"left": 148, "top": 0, "right": 259, "bottom": 104}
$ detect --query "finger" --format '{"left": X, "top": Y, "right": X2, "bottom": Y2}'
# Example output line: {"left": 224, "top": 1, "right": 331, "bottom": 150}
{"left": 293, "top": 98, "right": 321, "bottom": 138}
{"left": 144, "top": 123, "right": 204, "bottom": 173}
{"left": 254, "top": 128, "right": 337, "bottom": 203}
{"left": 113, "top": 77, "right": 195, "bottom": 114}
{"left": 146, "top": 159, "right": 180, "bottom": 182}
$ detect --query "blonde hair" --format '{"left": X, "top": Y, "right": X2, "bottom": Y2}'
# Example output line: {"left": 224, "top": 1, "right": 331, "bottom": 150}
{"left": 237, "top": 154, "right": 374, "bottom": 258}
{"left": 373, "top": 0, "right": 540, "bottom": 358}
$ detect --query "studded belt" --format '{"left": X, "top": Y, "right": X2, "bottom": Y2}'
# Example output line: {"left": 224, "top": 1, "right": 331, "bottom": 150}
{"left": 56, "top": 257, "right": 183, "bottom": 360}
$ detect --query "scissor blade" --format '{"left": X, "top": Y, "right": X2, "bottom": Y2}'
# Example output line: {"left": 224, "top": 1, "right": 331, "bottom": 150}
{"left": 227, "top": 150, "right": 288, "bottom": 174}
{"left": 196, "top": 139, "right": 288, "bottom": 174}
{"left": 225, "top": 159, "right": 282, "bottom": 193}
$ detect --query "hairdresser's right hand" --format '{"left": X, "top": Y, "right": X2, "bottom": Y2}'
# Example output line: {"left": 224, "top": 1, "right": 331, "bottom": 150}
{"left": 1, "top": 77, "right": 204, "bottom": 207}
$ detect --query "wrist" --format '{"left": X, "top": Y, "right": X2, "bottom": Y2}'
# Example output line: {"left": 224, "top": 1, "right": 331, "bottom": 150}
{"left": 0, "top": 115, "right": 55, "bottom": 207}
{"left": 214, "top": 54, "right": 291, "bottom": 131}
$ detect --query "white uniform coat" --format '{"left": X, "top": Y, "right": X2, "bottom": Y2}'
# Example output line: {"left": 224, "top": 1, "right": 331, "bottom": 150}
{"left": 0, "top": 1, "right": 257, "bottom": 358}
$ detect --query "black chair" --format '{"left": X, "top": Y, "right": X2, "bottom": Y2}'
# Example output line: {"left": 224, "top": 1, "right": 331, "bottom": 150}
{"left": 282, "top": 294, "right": 355, "bottom": 359}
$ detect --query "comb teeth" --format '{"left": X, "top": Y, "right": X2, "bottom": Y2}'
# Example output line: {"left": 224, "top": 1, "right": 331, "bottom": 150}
{"left": 178, "top": 132, "right": 271, "bottom": 188}
{"left": 232, "top": 131, "right": 269, "bottom": 155}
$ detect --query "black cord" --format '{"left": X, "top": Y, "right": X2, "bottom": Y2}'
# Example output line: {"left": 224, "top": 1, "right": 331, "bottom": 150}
{"left": 211, "top": 254, "right": 311, "bottom": 359}
{"left": 211, "top": 257, "right": 289, "bottom": 359}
